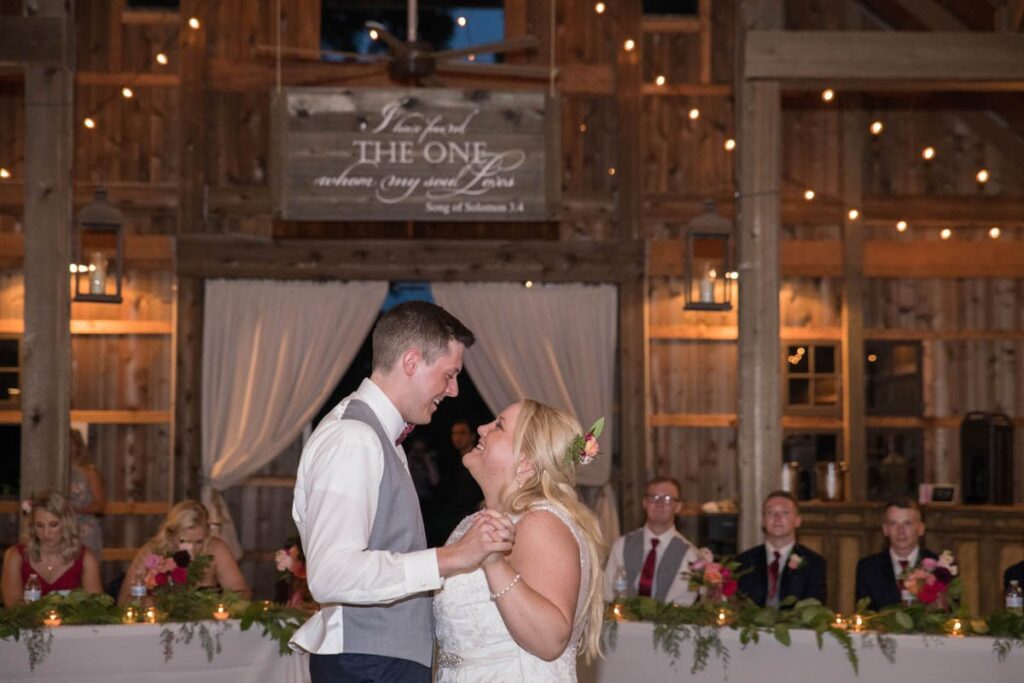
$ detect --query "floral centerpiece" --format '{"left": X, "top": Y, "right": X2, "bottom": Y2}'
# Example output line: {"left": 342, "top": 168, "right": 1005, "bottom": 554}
{"left": 900, "top": 549, "right": 961, "bottom": 610}
{"left": 143, "top": 550, "right": 193, "bottom": 590}
{"left": 684, "top": 547, "right": 740, "bottom": 603}
{"left": 275, "top": 540, "right": 310, "bottom": 608}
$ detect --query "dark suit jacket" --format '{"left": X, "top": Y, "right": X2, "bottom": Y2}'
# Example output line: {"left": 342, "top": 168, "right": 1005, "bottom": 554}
{"left": 736, "top": 543, "right": 827, "bottom": 608}
{"left": 1004, "top": 560, "right": 1024, "bottom": 591}
{"left": 855, "top": 547, "right": 937, "bottom": 610}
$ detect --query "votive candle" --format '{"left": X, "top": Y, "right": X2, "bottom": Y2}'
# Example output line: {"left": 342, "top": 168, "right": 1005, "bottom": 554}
{"left": 213, "top": 603, "right": 230, "bottom": 621}
{"left": 123, "top": 606, "right": 138, "bottom": 624}
{"left": 144, "top": 606, "right": 158, "bottom": 624}
{"left": 43, "top": 610, "right": 62, "bottom": 627}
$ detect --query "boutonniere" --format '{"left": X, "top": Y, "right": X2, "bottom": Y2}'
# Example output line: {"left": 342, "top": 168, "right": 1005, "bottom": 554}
{"left": 787, "top": 553, "right": 804, "bottom": 571}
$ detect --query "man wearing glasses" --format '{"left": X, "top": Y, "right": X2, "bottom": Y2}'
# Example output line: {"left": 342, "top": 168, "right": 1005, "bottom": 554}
{"left": 603, "top": 477, "right": 699, "bottom": 605}
{"left": 736, "top": 490, "right": 826, "bottom": 608}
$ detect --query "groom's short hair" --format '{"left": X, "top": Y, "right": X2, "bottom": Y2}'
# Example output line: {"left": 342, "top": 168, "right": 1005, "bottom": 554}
{"left": 372, "top": 301, "right": 475, "bottom": 372}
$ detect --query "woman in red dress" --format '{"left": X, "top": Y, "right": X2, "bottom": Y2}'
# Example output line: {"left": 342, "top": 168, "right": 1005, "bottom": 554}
{"left": 1, "top": 489, "right": 103, "bottom": 606}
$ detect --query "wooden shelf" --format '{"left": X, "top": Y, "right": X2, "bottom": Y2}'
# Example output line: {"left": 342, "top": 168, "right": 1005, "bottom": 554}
{"left": 0, "top": 410, "right": 171, "bottom": 425}
{"left": 651, "top": 413, "right": 1024, "bottom": 429}
{"left": 0, "top": 319, "right": 172, "bottom": 335}
{"left": 650, "top": 325, "right": 1024, "bottom": 342}
{"left": 0, "top": 500, "right": 169, "bottom": 515}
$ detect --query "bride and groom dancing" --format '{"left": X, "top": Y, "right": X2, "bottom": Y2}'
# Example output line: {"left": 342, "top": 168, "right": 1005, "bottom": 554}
{"left": 290, "top": 301, "right": 605, "bottom": 682}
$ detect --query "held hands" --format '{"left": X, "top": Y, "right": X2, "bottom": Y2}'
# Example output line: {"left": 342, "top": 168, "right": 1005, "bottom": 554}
{"left": 436, "top": 510, "right": 516, "bottom": 577}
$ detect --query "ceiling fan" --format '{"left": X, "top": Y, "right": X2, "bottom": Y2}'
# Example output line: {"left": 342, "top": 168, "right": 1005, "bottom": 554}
{"left": 256, "top": 0, "right": 550, "bottom": 87}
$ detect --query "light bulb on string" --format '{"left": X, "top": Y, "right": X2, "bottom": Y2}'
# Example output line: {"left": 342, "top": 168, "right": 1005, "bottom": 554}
{"left": 608, "top": 167, "right": 616, "bottom": 176}
{"left": 724, "top": 138, "right": 736, "bottom": 152}
{"left": 0, "top": 168, "right": 10, "bottom": 179}
{"left": 121, "top": 87, "right": 133, "bottom": 99}
{"left": 623, "top": 39, "right": 635, "bottom": 52}
{"left": 655, "top": 75, "right": 666, "bottom": 87}
{"left": 976, "top": 169, "right": 989, "bottom": 184}
{"left": 579, "top": 123, "right": 587, "bottom": 133}
{"left": 896, "top": 220, "right": 908, "bottom": 233}
{"left": 188, "top": 17, "right": 201, "bottom": 30}
{"left": 847, "top": 209, "right": 859, "bottom": 221}
{"left": 594, "top": 2, "right": 606, "bottom": 14}
{"left": 989, "top": 226, "right": 1001, "bottom": 239}
{"left": 870, "top": 120, "right": 883, "bottom": 136}
{"left": 803, "top": 189, "right": 815, "bottom": 201}
{"left": 369, "top": 29, "right": 380, "bottom": 41}
{"left": 83, "top": 117, "right": 96, "bottom": 129}
{"left": 940, "top": 228, "right": 952, "bottom": 240}
{"left": 922, "top": 146, "right": 936, "bottom": 161}
{"left": 688, "top": 108, "right": 700, "bottom": 120}
{"left": 456, "top": 16, "right": 467, "bottom": 27}
{"left": 155, "top": 52, "right": 169, "bottom": 65}
{"left": 821, "top": 88, "right": 835, "bottom": 102}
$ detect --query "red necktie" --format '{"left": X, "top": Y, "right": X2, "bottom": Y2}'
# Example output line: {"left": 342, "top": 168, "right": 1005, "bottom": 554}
{"left": 768, "top": 550, "right": 781, "bottom": 599}
{"left": 395, "top": 423, "right": 415, "bottom": 446}
{"left": 638, "top": 538, "right": 660, "bottom": 597}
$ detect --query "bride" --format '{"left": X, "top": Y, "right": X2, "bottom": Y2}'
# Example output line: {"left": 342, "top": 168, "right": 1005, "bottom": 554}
{"left": 434, "top": 400, "right": 606, "bottom": 682}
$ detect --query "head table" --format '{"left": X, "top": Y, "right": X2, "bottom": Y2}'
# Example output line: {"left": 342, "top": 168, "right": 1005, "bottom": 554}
{"left": 578, "top": 620, "right": 1021, "bottom": 683}
{"left": 3, "top": 621, "right": 310, "bottom": 683}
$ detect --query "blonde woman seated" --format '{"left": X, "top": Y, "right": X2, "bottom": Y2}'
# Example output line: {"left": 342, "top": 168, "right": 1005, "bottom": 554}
{"left": 2, "top": 490, "right": 103, "bottom": 606}
{"left": 434, "top": 400, "right": 606, "bottom": 682}
{"left": 118, "top": 500, "right": 250, "bottom": 605}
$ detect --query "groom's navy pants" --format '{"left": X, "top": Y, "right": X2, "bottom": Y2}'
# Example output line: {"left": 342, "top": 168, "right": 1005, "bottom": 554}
{"left": 309, "top": 653, "right": 431, "bottom": 683}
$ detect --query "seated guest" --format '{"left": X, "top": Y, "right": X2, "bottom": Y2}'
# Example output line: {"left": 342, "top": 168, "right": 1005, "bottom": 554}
{"left": 69, "top": 429, "right": 106, "bottom": 558}
{"left": 1004, "top": 559, "right": 1024, "bottom": 591}
{"left": 855, "top": 498, "right": 936, "bottom": 610}
{"left": 1, "top": 489, "right": 103, "bottom": 606}
{"left": 117, "top": 500, "right": 250, "bottom": 605}
{"left": 736, "top": 490, "right": 826, "bottom": 607}
{"left": 604, "top": 476, "right": 699, "bottom": 605}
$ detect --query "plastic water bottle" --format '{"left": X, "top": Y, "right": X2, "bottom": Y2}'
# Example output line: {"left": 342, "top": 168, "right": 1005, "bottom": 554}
{"left": 130, "top": 571, "right": 148, "bottom": 603}
{"left": 1006, "top": 580, "right": 1024, "bottom": 614}
{"left": 613, "top": 568, "right": 628, "bottom": 599}
{"left": 23, "top": 574, "right": 42, "bottom": 603}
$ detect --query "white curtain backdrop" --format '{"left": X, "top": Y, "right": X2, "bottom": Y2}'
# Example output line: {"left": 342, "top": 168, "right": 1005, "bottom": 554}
{"left": 201, "top": 279, "right": 388, "bottom": 557}
{"left": 431, "top": 282, "right": 617, "bottom": 488}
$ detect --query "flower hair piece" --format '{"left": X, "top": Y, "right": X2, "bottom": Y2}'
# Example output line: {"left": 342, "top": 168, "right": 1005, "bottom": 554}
{"left": 565, "top": 417, "right": 605, "bottom": 467}
{"left": 20, "top": 500, "right": 33, "bottom": 515}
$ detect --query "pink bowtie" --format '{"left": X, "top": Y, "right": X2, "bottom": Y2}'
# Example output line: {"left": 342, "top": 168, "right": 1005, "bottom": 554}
{"left": 395, "top": 423, "right": 415, "bottom": 446}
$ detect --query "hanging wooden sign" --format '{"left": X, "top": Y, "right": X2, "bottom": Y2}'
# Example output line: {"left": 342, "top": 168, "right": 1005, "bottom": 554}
{"left": 270, "top": 88, "right": 559, "bottom": 222}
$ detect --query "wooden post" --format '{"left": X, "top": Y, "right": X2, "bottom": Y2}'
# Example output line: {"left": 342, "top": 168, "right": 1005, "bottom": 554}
{"left": 178, "top": 0, "right": 210, "bottom": 235}
{"left": 20, "top": 0, "right": 74, "bottom": 498}
{"left": 174, "top": 276, "right": 204, "bottom": 501}
{"left": 736, "top": 0, "right": 783, "bottom": 550}
{"left": 841, "top": 104, "right": 867, "bottom": 501}
{"left": 614, "top": 0, "right": 649, "bottom": 529}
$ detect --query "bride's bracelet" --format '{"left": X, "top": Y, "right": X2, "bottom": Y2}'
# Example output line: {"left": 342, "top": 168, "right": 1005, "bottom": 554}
{"left": 489, "top": 573, "right": 522, "bottom": 601}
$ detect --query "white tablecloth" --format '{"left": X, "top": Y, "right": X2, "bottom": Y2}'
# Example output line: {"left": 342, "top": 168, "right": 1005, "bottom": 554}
{"left": 580, "top": 621, "right": 1022, "bottom": 683}
{"left": 2, "top": 621, "right": 310, "bottom": 683}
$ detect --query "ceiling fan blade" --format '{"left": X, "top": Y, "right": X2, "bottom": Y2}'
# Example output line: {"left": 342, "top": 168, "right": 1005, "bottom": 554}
{"left": 432, "top": 36, "right": 539, "bottom": 62}
{"left": 252, "top": 44, "right": 386, "bottom": 63}
{"left": 365, "top": 21, "right": 409, "bottom": 57}
{"left": 435, "top": 62, "right": 553, "bottom": 81}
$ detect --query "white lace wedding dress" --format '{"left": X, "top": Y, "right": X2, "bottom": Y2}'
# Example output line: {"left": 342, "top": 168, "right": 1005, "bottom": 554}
{"left": 433, "top": 502, "right": 591, "bottom": 682}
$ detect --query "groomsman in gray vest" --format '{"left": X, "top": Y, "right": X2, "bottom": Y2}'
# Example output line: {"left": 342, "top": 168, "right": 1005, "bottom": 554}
{"left": 604, "top": 476, "right": 699, "bottom": 605}
{"left": 290, "top": 302, "right": 515, "bottom": 683}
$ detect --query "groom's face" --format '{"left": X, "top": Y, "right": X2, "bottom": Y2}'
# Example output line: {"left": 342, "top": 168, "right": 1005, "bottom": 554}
{"left": 404, "top": 341, "right": 464, "bottom": 425}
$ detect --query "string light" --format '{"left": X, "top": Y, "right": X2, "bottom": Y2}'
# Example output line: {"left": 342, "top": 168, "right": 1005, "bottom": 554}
{"left": 847, "top": 209, "right": 859, "bottom": 220}
{"left": 608, "top": 167, "right": 616, "bottom": 176}
{"left": 369, "top": 29, "right": 380, "bottom": 40}
{"left": 524, "top": 280, "right": 534, "bottom": 288}
{"left": 976, "top": 169, "right": 989, "bottom": 184}
{"left": 724, "top": 138, "right": 736, "bottom": 152}
{"left": 579, "top": 123, "right": 587, "bottom": 133}
{"left": 655, "top": 75, "right": 666, "bottom": 86}
{"left": 867, "top": 354, "right": 877, "bottom": 363}
{"left": 121, "top": 87, "right": 133, "bottom": 99}
{"left": 821, "top": 88, "right": 835, "bottom": 102}
{"left": 0, "top": 168, "right": 10, "bottom": 179}
{"left": 456, "top": 16, "right": 468, "bottom": 27}
{"left": 467, "top": 54, "right": 476, "bottom": 61}
{"left": 623, "top": 39, "right": 635, "bottom": 52}
{"left": 940, "top": 228, "right": 952, "bottom": 240}
{"left": 188, "top": 17, "right": 200, "bottom": 30}
{"left": 594, "top": 2, "right": 606, "bottom": 14}
{"left": 922, "top": 146, "right": 936, "bottom": 161}
{"left": 989, "top": 226, "right": 1001, "bottom": 239}
{"left": 688, "top": 108, "right": 700, "bottom": 120}
{"left": 869, "top": 120, "right": 884, "bottom": 135}
{"left": 896, "top": 220, "right": 908, "bottom": 233}
{"left": 83, "top": 117, "right": 96, "bottom": 129}
{"left": 155, "top": 52, "right": 169, "bottom": 65}
{"left": 803, "top": 189, "right": 815, "bottom": 201}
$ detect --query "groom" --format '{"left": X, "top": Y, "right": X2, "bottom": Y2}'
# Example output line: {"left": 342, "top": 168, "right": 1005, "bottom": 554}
{"left": 290, "top": 302, "right": 514, "bottom": 682}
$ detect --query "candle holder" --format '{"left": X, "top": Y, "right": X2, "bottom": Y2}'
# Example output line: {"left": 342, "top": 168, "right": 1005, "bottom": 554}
{"left": 716, "top": 608, "right": 731, "bottom": 627}
{"left": 262, "top": 600, "right": 272, "bottom": 612}
{"left": 123, "top": 606, "right": 138, "bottom": 624}
{"left": 213, "top": 603, "right": 230, "bottom": 621}
{"left": 144, "top": 606, "right": 158, "bottom": 624}
{"left": 43, "top": 610, "right": 62, "bottom": 627}
{"left": 852, "top": 614, "right": 864, "bottom": 633}
{"left": 610, "top": 603, "right": 624, "bottom": 621}
{"left": 833, "top": 613, "right": 847, "bottom": 630}
{"left": 948, "top": 618, "right": 964, "bottom": 637}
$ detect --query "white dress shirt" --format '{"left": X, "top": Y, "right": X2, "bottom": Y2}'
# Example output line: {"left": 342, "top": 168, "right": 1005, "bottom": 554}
{"left": 290, "top": 378, "right": 442, "bottom": 654}
{"left": 890, "top": 546, "right": 920, "bottom": 603}
{"left": 603, "top": 526, "right": 700, "bottom": 606}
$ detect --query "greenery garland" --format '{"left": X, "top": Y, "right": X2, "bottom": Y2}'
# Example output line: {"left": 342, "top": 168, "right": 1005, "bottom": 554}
{"left": 605, "top": 595, "right": 1024, "bottom": 675}
{"left": 0, "top": 589, "right": 309, "bottom": 671}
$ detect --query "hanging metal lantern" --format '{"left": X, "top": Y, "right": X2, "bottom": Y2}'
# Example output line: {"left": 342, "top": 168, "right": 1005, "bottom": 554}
{"left": 72, "top": 188, "right": 124, "bottom": 304}
{"left": 683, "top": 199, "right": 735, "bottom": 311}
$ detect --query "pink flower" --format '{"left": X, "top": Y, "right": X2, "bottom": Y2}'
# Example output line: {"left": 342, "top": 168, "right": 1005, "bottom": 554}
{"left": 788, "top": 553, "right": 804, "bottom": 571}
{"left": 921, "top": 557, "right": 937, "bottom": 570}
{"left": 697, "top": 547, "right": 715, "bottom": 564}
{"left": 583, "top": 435, "right": 599, "bottom": 458}
{"left": 144, "top": 553, "right": 163, "bottom": 571}
{"left": 704, "top": 567, "right": 723, "bottom": 585}
{"left": 20, "top": 500, "right": 33, "bottom": 515}
{"left": 275, "top": 549, "right": 293, "bottom": 573}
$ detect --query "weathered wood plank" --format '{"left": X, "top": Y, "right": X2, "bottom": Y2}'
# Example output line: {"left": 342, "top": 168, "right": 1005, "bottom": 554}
{"left": 0, "top": 16, "right": 68, "bottom": 66}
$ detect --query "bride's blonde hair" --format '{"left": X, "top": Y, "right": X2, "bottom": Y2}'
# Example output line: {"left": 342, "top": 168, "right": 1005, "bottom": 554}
{"left": 501, "top": 399, "right": 607, "bottom": 661}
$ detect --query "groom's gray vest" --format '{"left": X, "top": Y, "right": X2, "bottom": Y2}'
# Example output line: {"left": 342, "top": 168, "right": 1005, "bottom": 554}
{"left": 623, "top": 529, "right": 690, "bottom": 602}
{"left": 340, "top": 399, "right": 433, "bottom": 667}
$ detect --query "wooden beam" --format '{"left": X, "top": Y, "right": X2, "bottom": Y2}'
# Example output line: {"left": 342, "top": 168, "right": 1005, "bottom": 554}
{"left": 650, "top": 413, "right": 1024, "bottom": 430}
{"left": 76, "top": 72, "right": 181, "bottom": 87}
{"left": 1011, "top": 0, "right": 1024, "bottom": 32}
{"left": 889, "top": 0, "right": 965, "bottom": 30}
{"left": 736, "top": 0, "right": 783, "bottom": 551}
{"left": 619, "top": 278, "right": 650, "bottom": 531}
{"left": 0, "top": 233, "right": 173, "bottom": 266}
{"left": 121, "top": 9, "right": 179, "bottom": 26}
{"left": 698, "top": 0, "right": 712, "bottom": 84}
{"left": 746, "top": 32, "right": 1024, "bottom": 84}
{"left": 649, "top": 325, "right": 1024, "bottom": 341}
{"left": 0, "top": 500, "right": 170, "bottom": 515}
{"left": 174, "top": 276, "right": 203, "bottom": 501}
{"left": 642, "top": 82, "right": 732, "bottom": 96}
{"left": 0, "top": 16, "right": 68, "bottom": 66}
{"left": 178, "top": 0, "right": 209, "bottom": 236}
{"left": 178, "top": 237, "right": 644, "bottom": 283}
{"left": 20, "top": 0, "right": 73, "bottom": 499}
{"left": 641, "top": 16, "right": 702, "bottom": 33}
{"left": 841, "top": 102, "right": 867, "bottom": 502}
{"left": 0, "top": 410, "right": 170, "bottom": 425}
{"left": 614, "top": 0, "right": 643, "bottom": 242}
{"left": 0, "top": 319, "right": 173, "bottom": 335}
{"left": 649, "top": 238, "right": 1024, "bottom": 279}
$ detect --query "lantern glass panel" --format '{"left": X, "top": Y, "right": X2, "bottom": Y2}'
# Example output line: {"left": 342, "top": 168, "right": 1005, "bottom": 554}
{"left": 77, "top": 230, "right": 119, "bottom": 299}
{"left": 688, "top": 235, "right": 729, "bottom": 307}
